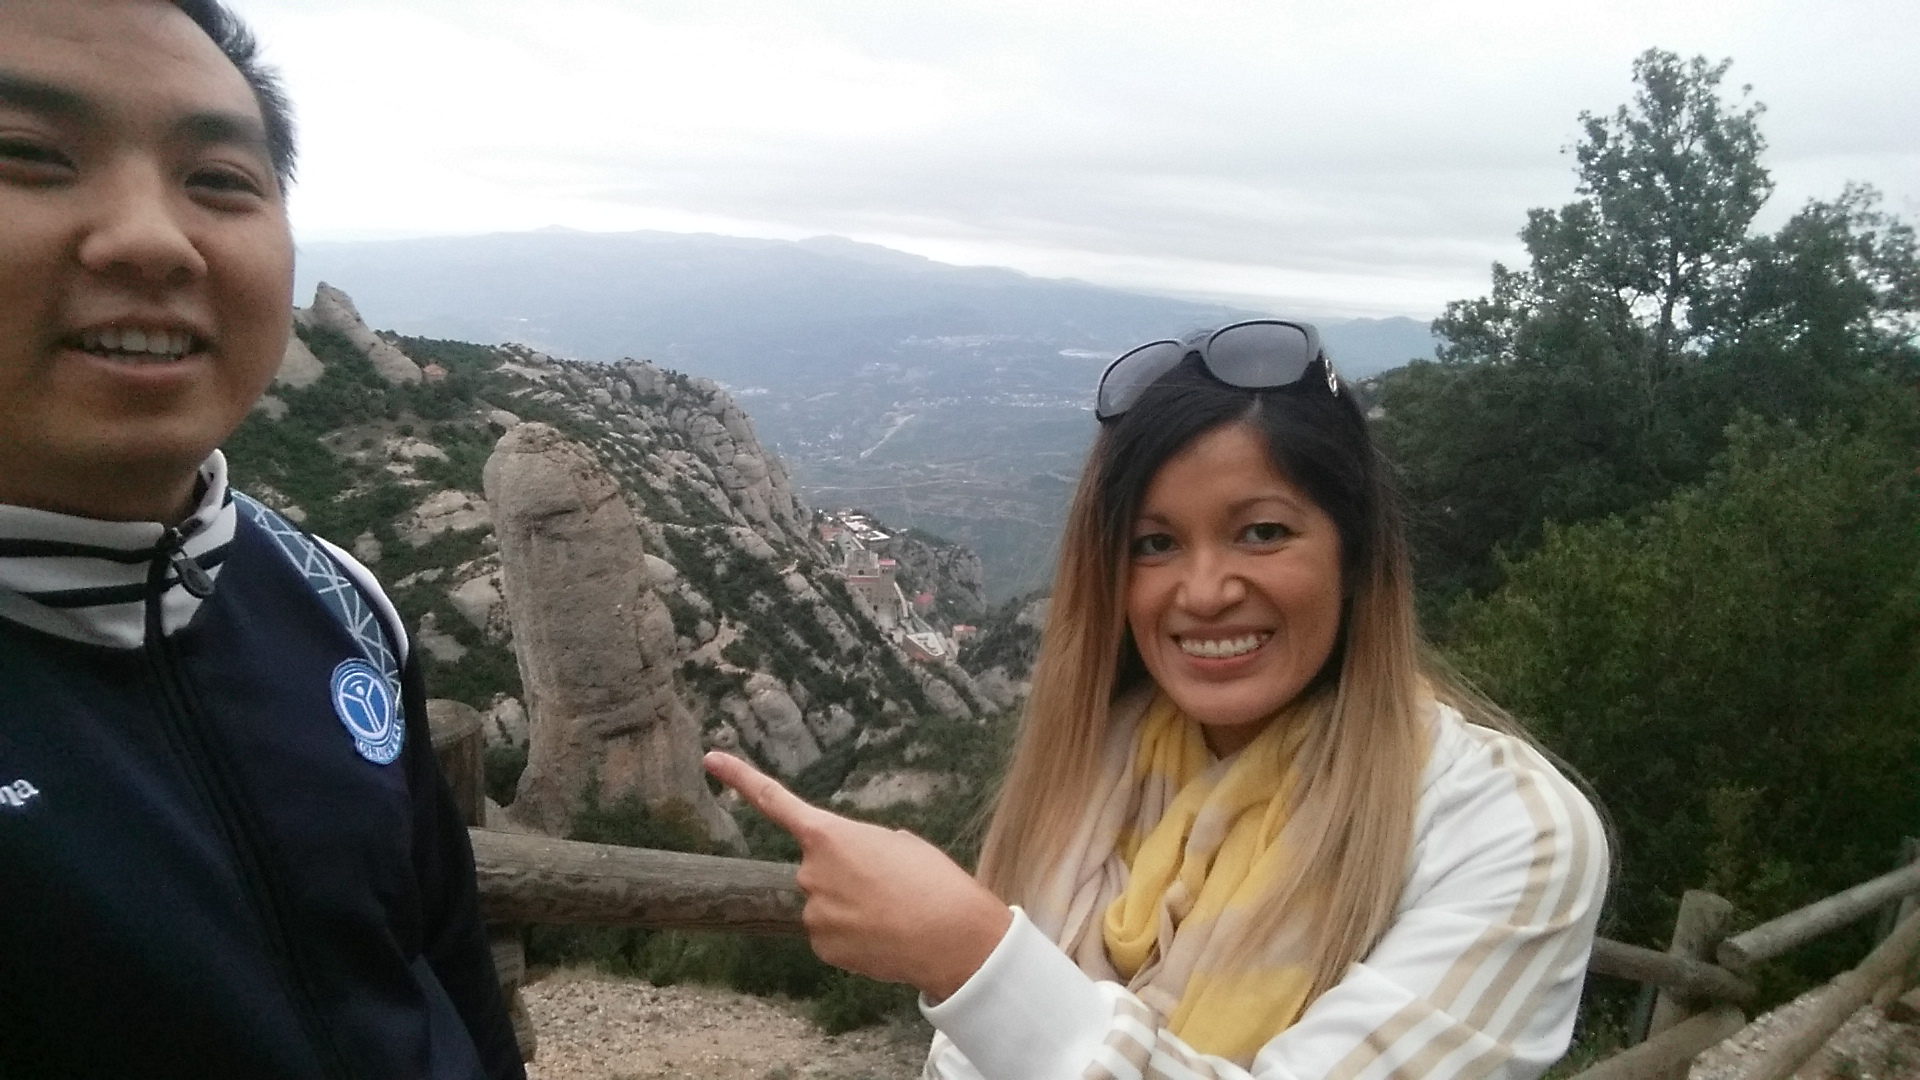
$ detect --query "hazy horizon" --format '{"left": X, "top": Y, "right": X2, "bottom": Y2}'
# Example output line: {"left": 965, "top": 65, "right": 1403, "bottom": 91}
{"left": 249, "top": 0, "right": 1920, "bottom": 322}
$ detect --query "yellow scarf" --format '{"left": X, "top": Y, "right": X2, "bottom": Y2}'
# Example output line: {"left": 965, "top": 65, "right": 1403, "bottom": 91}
{"left": 1098, "top": 693, "right": 1316, "bottom": 1061}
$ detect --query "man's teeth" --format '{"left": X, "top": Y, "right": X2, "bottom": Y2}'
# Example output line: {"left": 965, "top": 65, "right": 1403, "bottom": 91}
{"left": 1178, "top": 633, "right": 1268, "bottom": 659}
{"left": 80, "top": 328, "right": 194, "bottom": 357}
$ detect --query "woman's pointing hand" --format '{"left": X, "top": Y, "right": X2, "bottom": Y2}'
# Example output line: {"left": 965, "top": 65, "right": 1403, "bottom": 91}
{"left": 704, "top": 751, "right": 1012, "bottom": 1001}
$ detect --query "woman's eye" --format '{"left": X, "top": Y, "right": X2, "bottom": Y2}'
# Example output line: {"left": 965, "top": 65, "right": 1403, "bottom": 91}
{"left": 1241, "top": 521, "right": 1292, "bottom": 545}
{"left": 1130, "top": 533, "right": 1176, "bottom": 559}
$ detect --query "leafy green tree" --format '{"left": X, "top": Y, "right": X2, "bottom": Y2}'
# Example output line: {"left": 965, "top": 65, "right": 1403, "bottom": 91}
{"left": 1446, "top": 402, "right": 1920, "bottom": 973}
{"left": 1379, "top": 49, "right": 1919, "bottom": 601}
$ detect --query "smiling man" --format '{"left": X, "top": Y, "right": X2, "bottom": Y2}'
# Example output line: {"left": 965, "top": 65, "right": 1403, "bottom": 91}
{"left": 0, "top": 2, "right": 524, "bottom": 1076}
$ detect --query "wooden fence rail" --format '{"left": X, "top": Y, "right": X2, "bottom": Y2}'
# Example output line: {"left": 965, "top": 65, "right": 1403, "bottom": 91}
{"left": 1567, "top": 1006, "right": 1745, "bottom": 1080}
{"left": 470, "top": 829, "right": 803, "bottom": 932}
{"left": 1586, "top": 938, "right": 1755, "bottom": 1005}
{"left": 469, "top": 830, "right": 1758, "bottom": 1002}
{"left": 1741, "top": 907, "right": 1920, "bottom": 1080}
{"left": 1718, "top": 861, "right": 1920, "bottom": 972}
{"left": 460, "top": 822, "right": 1920, "bottom": 1079}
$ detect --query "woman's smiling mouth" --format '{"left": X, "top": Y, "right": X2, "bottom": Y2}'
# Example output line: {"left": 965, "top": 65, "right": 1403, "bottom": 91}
{"left": 1176, "top": 632, "right": 1271, "bottom": 660}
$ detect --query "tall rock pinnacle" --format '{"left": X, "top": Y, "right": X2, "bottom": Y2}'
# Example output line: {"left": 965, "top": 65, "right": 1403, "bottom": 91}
{"left": 307, "top": 282, "right": 424, "bottom": 385}
{"left": 483, "top": 421, "right": 742, "bottom": 849}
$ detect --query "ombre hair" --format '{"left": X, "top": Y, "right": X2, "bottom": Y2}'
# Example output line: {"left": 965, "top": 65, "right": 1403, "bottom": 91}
{"left": 976, "top": 352, "right": 1525, "bottom": 1002}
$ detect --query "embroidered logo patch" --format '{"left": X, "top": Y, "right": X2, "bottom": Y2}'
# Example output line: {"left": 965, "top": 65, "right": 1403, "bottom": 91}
{"left": 0, "top": 779, "right": 40, "bottom": 810}
{"left": 331, "top": 659, "right": 404, "bottom": 765}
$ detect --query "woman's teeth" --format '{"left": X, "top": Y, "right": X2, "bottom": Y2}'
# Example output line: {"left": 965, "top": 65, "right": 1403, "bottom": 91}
{"left": 1178, "top": 633, "right": 1269, "bottom": 659}
{"left": 79, "top": 327, "right": 195, "bottom": 359}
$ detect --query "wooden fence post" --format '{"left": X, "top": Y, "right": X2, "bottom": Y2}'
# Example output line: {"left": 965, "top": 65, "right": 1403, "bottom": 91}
{"left": 1873, "top": 837, "right": 1920, "bottom": 1012}
{"left": 428, "top": 701, "right": 534, "bottom": 1063}
{"left": 491, "top": 925, "right": 537, "bottom": 1060}
{"left": 1641, "top": 890, "right": 1736, "bottom": 1076}
{"left": 426, "top": 699, "right": 486, "bottom": 827}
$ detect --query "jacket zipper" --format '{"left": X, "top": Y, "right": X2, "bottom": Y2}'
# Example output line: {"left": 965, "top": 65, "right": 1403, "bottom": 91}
{"left": 161, "top": 524, "right": 216, "bottom": 598}
{"left": 144, "top": 533, "right": 356, "bottom": 1080}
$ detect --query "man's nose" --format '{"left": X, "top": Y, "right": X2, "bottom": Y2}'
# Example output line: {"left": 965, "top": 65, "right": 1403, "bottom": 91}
{"left": 75, "top": 162, "right": 207, "bottom": 289}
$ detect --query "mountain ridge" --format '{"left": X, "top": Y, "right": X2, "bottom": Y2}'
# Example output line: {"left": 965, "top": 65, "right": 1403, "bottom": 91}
{"left": 292, "top": 228, "right": 1437, "bottom": 378}
{"left": 235, "top": 284, "right": 1006, "bottom": 845}
{"left": 293, "top": 230, "right": 1438, "bottom": 598}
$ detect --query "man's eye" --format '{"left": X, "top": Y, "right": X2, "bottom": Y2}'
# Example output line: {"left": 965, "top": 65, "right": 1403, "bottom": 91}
{"left": 0, "top": 137, "right": 74, "bottom": 178}
{"left": 187, "top": 166, "right": 267, "bottom": 200}
{"left": 1130, "top": 533, "right": 1176, "bottom": 558}
{"left": 1242, "top": 522, "right": 1292, "bottom": 544}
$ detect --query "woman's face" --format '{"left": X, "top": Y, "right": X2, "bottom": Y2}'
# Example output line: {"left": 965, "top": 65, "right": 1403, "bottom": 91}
{"left": 1125, "top": 422, "right": 1345, "bottom": 756}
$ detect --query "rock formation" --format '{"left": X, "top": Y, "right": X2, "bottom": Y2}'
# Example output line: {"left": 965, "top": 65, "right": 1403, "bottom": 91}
{"left": 889, "top": 532, "right": 987, "bottom": 619}
{"left": 726, "top": 674, "right": 819, "bottom": 775}
{"left": 305, "top": 282, "right": 423, "bottom": 385}
{"left": 483, "top": 695, "right": 530, "bottom": 751}
{"left": 245, "top": 294, "right": 994, "bottom": 822}
{"left": 276, "top": 330, "right": 324, "bottom": 388}
{"left": 400, "top": 490, "right": 491, "bottom": 546}
{"left": 484, "top": 422, "right": 741, "bottom": 848}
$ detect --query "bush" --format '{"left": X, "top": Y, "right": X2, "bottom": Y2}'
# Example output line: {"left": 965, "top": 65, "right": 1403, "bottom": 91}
{"left": 809, "top": 971, "right": 916, "bottom": 1035}
{"left": 484, "top": 743, "right": 527, "bottom": 807}
{"left": 1448, "top": 402, "right": 1920, "bottom": 996}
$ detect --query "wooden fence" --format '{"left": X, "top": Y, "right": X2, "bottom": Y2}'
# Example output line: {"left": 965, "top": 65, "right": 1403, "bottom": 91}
{"left": 429, "top": 720, "right": 1920, "bottom": 1077}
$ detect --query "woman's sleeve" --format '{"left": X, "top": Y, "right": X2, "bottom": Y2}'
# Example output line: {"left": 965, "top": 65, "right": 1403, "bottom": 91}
{"left": 923, "top": 732, "right": 1609, "bottom": 1080}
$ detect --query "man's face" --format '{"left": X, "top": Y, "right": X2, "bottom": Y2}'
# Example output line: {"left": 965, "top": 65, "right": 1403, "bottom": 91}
{"left": 0, "top": 0, "right": 294, "bottom": 522}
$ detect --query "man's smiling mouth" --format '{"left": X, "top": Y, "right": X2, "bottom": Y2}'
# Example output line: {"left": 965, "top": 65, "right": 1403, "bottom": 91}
{"left": 73, "top": 326, "right": 202, "bottom": 362}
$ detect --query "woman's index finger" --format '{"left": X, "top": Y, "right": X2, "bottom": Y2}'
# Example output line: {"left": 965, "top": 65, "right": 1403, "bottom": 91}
{"left": 703, "top": 751, "right": 832, "bottom": 840}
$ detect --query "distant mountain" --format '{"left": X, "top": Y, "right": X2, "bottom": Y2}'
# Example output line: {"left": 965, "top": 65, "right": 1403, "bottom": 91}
{"left": 294, "top": 230, "right": 1440, "bottom": 598}
{"left": 294, "top": 230, "right": 1436, "bottom": 381}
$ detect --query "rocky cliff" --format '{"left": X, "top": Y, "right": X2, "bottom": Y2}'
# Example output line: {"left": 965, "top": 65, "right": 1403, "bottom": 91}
{"left": 887, "top": 530, "right": 987, "bottom": 622}
{"left": 235, "top": 284, "right": 999, "bottom": 843}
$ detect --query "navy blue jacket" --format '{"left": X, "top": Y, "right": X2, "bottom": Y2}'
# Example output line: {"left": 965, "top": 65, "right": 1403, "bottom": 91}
{"left": 0, "top": 471, "right": 524, "bottom": 1079}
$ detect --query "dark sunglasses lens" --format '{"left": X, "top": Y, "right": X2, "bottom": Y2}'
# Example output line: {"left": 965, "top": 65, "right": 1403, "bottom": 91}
{"left": 1205, "top": 322, "right": 1312, "bottom": 389}
{"left": 1097, "top": 342, "right": 1185, "bottom": 419}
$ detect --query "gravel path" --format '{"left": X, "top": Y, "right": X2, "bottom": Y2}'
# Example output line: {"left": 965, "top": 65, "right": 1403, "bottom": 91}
{"left": 523, "top": 970, "right": 930, "bottom": 1080}
{"left": 521, "top": 969, "right": 1920, "bottom": 1080}
{"left": 1690, "top": 984, "right": 1920, "bottom": 1080}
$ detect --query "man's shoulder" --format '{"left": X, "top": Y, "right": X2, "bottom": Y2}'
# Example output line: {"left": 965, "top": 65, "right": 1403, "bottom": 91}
{"left": 229, "top": 491, "right": 410, "bottom": 667}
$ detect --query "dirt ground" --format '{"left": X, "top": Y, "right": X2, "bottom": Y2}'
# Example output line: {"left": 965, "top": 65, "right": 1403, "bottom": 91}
{"left": 520, "top": 969, "right": 1920, "bottom": 1080}
{"left": 1689, "top": 983, "right": 1920, "bottom": 1080}
{"left": 522, "top": 970, "right": 930, "bottom": 1080}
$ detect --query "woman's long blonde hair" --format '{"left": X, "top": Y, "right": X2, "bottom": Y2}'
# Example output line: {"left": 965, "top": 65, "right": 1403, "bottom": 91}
{"left": 975, "top": 355, "right": 1520, "bottom": 1004}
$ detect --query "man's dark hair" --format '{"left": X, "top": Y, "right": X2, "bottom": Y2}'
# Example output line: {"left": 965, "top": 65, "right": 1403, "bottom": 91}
{"left": 172, "top": 0, "right": 297, "bottom": 185}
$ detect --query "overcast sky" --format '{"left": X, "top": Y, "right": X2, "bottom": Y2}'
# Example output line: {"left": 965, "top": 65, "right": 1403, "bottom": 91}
{"left": 236, "top": 0, "right": 1920, "bottom": 320}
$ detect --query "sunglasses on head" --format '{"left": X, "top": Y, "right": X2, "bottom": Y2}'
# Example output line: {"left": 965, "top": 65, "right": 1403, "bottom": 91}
{"left": 1094, "top": 318, "right": 1338, "bottom": 422}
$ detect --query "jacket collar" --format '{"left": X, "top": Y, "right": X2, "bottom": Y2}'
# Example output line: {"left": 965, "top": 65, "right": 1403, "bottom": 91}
{"left": 0, "top": 453, "right": 238, "bottom": 649}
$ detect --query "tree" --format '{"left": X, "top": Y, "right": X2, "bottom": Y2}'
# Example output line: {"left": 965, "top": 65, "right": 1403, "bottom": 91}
{"left": 1377, "top": 49, "right": 1919, "bottom": 603}
{"left": 1444, "top": 400, "right": 1920, "bottom": 971}
{"left": 1558, "top": 53, "right": 1771, "bottom": 380}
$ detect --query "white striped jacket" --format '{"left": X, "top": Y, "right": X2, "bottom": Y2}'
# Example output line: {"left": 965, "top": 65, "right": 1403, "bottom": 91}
{"left": 921, "top": 706, "right": 1609, "bottom": 1080}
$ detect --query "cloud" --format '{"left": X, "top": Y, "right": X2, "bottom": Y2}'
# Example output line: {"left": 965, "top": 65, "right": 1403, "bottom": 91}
{"left": 244, "top": 0, "right": 1920, "bottom": 318}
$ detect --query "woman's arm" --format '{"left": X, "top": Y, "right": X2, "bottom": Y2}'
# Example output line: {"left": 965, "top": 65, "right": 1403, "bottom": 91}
{"left": 924, "top": 725, "right": 1609, "bottom": 1080}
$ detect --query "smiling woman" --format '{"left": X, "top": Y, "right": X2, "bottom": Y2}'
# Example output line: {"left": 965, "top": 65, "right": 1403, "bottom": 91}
{"left": 1122, "top": 422, "right": 1346, "bottom": 755}
{"left": 708, "top": 318, "right": 1608, "bottom": 1080}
